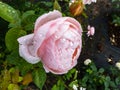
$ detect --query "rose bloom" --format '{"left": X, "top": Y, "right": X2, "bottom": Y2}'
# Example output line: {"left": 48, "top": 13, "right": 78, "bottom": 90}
{"left": 83, "top": 0, "right": 97, "bottom": 5}
{"left": 17, "top": 10, "right": 82, "bottom": 74}
{"left": 69, "top": 0, "right": 84, "bottom": 16}
{"left": 87, "top": 25, "right": 95, "bottom": 37}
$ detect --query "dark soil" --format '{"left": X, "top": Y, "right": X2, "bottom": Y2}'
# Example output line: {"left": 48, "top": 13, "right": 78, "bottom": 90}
{"left": 108, "top": 13, "right": 120, "bottom": 48}
{"left": 77, "top": 0, "right": 120, "bottom": 69}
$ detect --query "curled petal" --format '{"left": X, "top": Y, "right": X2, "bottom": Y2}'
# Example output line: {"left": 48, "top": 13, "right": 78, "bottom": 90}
{"left": 34, "top": 10, "right": 62, "bottom": 32}
{"left": 17, "top": 34, "right": 40, "bottom": 64}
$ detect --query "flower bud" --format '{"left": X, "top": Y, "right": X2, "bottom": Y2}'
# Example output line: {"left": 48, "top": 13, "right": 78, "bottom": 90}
{"left": 84, "top": 59, "right": 92, "bottom": 65}
{"left": 69, "top": 1, "right": 84, "bottom": 16}
{"left": 115, "top": 62, "right": 120, "bottom": 70}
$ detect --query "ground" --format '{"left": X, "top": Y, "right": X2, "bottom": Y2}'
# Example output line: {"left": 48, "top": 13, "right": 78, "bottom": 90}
{"left": 76, "top": 0, "right": 120, "bottom": 69}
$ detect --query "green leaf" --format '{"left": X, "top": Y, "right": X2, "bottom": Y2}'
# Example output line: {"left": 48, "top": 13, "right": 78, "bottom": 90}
{"left": 5, "top": 28, "right": 26, "bottom": 51}
{"left": 90, "top": 63, "right": 97, "bottom": 72}
{"left": 115, "top": 77, "right": 120, "bottom": 85}
{"left": 0, "top": 69, "right": 11, "bottom": 90}
{"left": 106, "top": 76, "right": 111, "bottom": 81}
{"left": 81, "top": 75, "right": 89, "bottom": 87}
{"left": 53, "top": 0, "right": 61, "bottom": 11}
{"left": 32, "top": 65, "right": 46, "bottom": 90}
{"left": 0, "top": 1, "right": 19, "bottom": 23}
{"left": 52, "top": 79, "right": 65, "bottom": 90}
{"left": 52, "top": 85, "right": 58, "bottom": 90}
{"left": 8, "top": 84, "right": 20, "bottom": 90}
{"left": 98, "top": 68, "right": 104, "bottom": 74}
{"left": 109, "top": 81, "right": 116, "bottom": 88}
{"left": 69, "top": 80, "right": 78, "bottom": 88}
{"left": 21, "top": 10, "right": 36, "bottom": 24}
{"left": 6, "top": 48, "right": 33, "bottom": 75}
{"left": 64, "top": 68, "right": 76, "bottom": 80}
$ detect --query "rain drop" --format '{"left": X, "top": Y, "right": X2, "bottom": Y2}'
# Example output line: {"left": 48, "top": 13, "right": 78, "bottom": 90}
{"left": 39, "top": 34, "right": 43, "bottom": 37}
{"left": 70, "top": 41, "right": 74, "bottom": 46}
{"left": 61, "top": 38, "right": 66, "bottom": 42}
{"left": 55, "top": 35, "right": 58, "bottom": 38}
{"left": 8, "top": 9, "right": 11, "bottom": 12}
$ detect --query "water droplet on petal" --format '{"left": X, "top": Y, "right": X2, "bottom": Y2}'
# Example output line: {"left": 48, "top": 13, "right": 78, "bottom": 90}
{"left": 55, "top": 35, "right": 58, "bottom": 38}
{"left": 62, "top": 38, "right": 66, "bottom": 42}
{"left": 39, "top": 34, "right": 43, "bottom": 37}
{"left": 70, "top": 42, "right": 74, "bottom": 46}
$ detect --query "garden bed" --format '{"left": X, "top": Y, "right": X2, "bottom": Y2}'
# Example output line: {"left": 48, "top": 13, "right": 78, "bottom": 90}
{"left": 0, "top": 0, "right": 120, "bottom": 90}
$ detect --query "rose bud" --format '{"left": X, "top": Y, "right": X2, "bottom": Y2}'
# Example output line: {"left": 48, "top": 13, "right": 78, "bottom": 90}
{"left": 17, "top": 10, "right": 82, "bottom": 74}
{"left": 69, "top": 0, "right": 84, "bottom": 16}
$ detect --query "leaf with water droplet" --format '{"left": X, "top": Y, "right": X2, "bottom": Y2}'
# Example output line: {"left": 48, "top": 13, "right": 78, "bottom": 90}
{"left": 5, "top": 28, "right": 27, "bottom": 51}
{"left": 0, "top": 1, "right": 19, "bottom": 23}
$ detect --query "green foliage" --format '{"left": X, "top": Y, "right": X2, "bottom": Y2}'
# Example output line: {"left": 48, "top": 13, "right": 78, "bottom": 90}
{"left": 32, "top": 63, "right": 47, "bottom": 90}
{"left": 21, "top": 10, "right": 37, "bottom": 31}
{"left": 112, "top": 0, "right": 120, "bottom": 9}
{"left": 0, "top": 1, "right": 19, "bottom": 23}
{"left": 54, "top": 0, "right": 61, "bottom": 11}
{"left": 112, "top": 15, "right": 120, "bottom": 26}
{"left": 52, "top": 79, "right": 65, "bottom": 90}
{"left": 0, "top": 68, "right": 22, "bottom": 90}
{"left": 78, "top": 62, "right": 120, "bottom": 90}
{"left": 0, "top": 1, "right": 120, "bottom": 90}
{"left": 5, "top": 28, "right": 26, "bottom": 51}
{"left": 8, "top": 84, "right": 20, "bottom": 90}
{"left": 6, "top": 50, "right": 33, "bottom": 76}
{"left": 111, "top": 0, "right": 120, "bottom": 26}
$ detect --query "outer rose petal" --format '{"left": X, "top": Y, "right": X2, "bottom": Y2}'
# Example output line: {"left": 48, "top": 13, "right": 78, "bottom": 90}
{"left": 17, "top": 34, "right": 40, "bottom": 64}
{"left": 34, "top": 10, "right": 62, "bottom": 32}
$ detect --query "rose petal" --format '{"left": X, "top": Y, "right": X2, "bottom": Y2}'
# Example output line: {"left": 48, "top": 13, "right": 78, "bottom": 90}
{"left": 66, "top": 17, "right": 83, "bottom": 34}
{"left": 34, "top": 10, "right": 62, "bottom": 32}
{"left": 17, "top": 34, "right": 40, "bottom": 64}
{"left": 33, "top": 17, "right": 70, "bottom": 55}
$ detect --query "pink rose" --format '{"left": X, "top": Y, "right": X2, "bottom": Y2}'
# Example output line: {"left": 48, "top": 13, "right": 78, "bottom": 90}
{"left": 87, "top": 25, "right": 95, "bottom": 37}
{"left": 17, "top": 10, "right": 82, "bottom": 74}
{"left": 83, "top": 0, "right": 97, "bottom": 5}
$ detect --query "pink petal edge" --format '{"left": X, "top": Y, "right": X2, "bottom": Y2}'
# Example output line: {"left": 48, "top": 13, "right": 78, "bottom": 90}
{"left": 17, "top": 34, "right": 40, "bottom": 64}
{"left": 34, "top": 10, "right": 62, "bottom": 32}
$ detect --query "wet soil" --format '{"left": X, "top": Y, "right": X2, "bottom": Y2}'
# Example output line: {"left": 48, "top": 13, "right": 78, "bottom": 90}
{"left": 77, "top": 0, "right": 120, "bottom": 68}
{"left": 108, "top": 13, "right": 120, "bottom": 48}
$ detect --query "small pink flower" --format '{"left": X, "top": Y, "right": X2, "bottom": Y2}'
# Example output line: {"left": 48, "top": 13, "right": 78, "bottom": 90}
{"left": 83, "top": 0, "right": 97, "bottom": 5}
{"left": 87, "top": 25, "right": 95, "bottom": 37}
{"left": 17, "top": 10, "right": 82, "bottom": 74}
